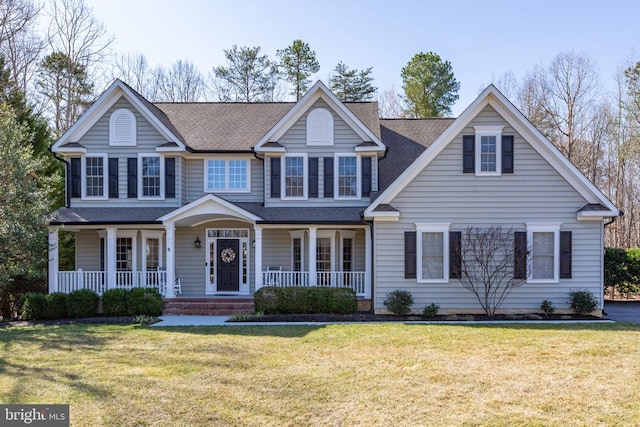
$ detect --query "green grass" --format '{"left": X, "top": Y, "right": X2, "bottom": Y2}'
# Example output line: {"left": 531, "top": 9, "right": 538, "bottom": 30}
{"left": 1, "top": 323, "right": 640, "bottom": 426}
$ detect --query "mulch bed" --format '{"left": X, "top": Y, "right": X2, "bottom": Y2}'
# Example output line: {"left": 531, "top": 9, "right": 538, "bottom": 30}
{"left": 228, "top": 312, "right": 605, "bottom": 323}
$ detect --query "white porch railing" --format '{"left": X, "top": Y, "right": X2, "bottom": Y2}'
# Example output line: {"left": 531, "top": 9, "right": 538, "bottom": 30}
{"left": 56, "top": 270, "right": 168, "bottom": 295}
{"left": 261, "top": 270, "right": 366, "bottom": 296}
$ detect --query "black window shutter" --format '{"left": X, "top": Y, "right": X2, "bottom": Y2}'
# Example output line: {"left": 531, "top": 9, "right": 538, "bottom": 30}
{"left": 70, "top": 157, "right": 81, "bottom": 198}
{"left": 514, "top": 231, "right": 527, "bottom": 279}
{"left": 463, "top": 135, "right": 475, "bottom": 173}
{"left": 405, "top": 231, "right": 417, "bottom": 279}
{"left": 127, "top": 157, "right": 137, "bottom": 198}
{"left": 449, "top": 231, "right": 462, "bottom": 279}
{"left": 309, "top": 157, "right": 318, "bottom": 198}
{"left": 270, "top": 157, "right": 281, "bottom": 198}
{"left": 502, "top": 135, "right": 514, "bottom": 174}
{"left": 323, "top": 157, "right": 334, "bottom": 198}
{"left": 108, "top": 158, "right": 119, "bottom": 198}
{"left": 165, "top": 157, "right": 176, "bottom": 198}
{"left": 560, "top": 231, "right": 572, "bottom": 279}
{"left": 362, "top": 156, "right": 372, "bottom": 197}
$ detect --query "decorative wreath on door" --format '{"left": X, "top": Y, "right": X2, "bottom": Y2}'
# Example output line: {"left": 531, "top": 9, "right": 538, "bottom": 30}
{"left": 220, "top": 248, "right": 236, "bottom": 264}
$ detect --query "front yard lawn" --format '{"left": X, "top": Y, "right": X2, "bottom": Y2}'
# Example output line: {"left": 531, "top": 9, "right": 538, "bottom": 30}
{"left": 1, "top": 323, "right": 639, "bottom": 426}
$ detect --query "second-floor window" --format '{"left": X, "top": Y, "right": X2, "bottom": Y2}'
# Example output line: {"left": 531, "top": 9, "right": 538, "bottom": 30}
{"left": 284, "top": 155, "right": 306, "bottom": 198}
{"left": 336, "top": 155, "right": 359, "bottom": 198}
{"left": 139, "top": 155, "right": 163, "bottom": 198}
{"left": 205, "top": 159, "right": 249, "bottom": 192}
{"left": 85, "top": 156, "right": 105, "bottom": 197}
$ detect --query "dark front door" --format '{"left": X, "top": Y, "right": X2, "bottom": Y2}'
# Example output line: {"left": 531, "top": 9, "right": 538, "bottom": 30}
{"left": 217, "top": 239, "right": 240, "bottom": 292}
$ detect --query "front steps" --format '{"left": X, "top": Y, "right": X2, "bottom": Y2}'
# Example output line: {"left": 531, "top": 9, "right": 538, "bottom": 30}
{"left": 163, "top": 297, "right": 254, "bottom": 316}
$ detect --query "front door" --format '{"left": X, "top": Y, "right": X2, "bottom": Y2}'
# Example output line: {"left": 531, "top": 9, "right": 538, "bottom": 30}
{"left": 216, "top": 239, "right": 240, "bottom": 292}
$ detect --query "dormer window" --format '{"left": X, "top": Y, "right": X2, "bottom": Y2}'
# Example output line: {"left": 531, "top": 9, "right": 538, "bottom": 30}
{"left": 306, "top": 108, "right": 334, "bottom": 146}
{"left": 109, "top": 108, "right": 136, "bottom": 146}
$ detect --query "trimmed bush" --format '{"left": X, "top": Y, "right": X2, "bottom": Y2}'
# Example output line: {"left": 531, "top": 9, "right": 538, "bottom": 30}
{"left": 67, "top": 289, "right": 99, "bottom": 318}
{"left": 254, "top": 286, "right": 357, "bottom": 314}
{"left": 127, "top": 288, "right": 163, "bottom": 316}
{"left": 102, "top": 288, "right": 130, "bottom": 316}
{"left": 1, "top": 274, "right": 47, "bottom": 320}
{"left": 383, "top": 290, "right": 413, "bottom": 315}
{"left": 22, "top": 292, "right": 47, "bottom": 320}
{"left": 568, "top": 289, "right": 598, "bottom": 315}
{"left": 44, "top": 293, "right": 68, "bottom": 319}
{"left": 422, "top": 303, "right": 439, "bottom": 318}
{"left": 540, "top": 299, "right": 555, "bottom": 316}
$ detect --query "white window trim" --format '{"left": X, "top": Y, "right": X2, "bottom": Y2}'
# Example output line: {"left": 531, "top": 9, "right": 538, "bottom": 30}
{"left": 474, "top": 125, "right": 504, "bottom": 176}
{"left": 339, "top": 230, "right": 356, "bottom": 272}
{"left": 526, "top": 222, "right": 561, "bottom": 284}
{"left": 81, "top": 153, "right": 108, "bottom": 200}
{"left": 109, "top": 108, "right": 136, "bottom": 146}
{"left": 203, "top": 158, "right": 251, "bottom": 193}
{"left": 306, "top": 108, "right": 334, "bottom": 146}
{"left": 416, "top": 222, "right": 451, "bottom": 284}
{"left": 316, "top": 230, "right": 336, "bottom": 272}
{"left": 334, "top": 154, "right": 361, "bottom": 200}
{"left": 138, "top": 154, "right": 165, "bottom": 200}
{"left": 281, "top": 153, "right": 308, "bottom": 200}
{"left": 289, "top": 230, "right": 306, "bottom": 271}
{"left": 116, "top": 230, "right": 138, "bottom": 273}
{"left": 141, "top": 230, "right": 164, "bottom": 272}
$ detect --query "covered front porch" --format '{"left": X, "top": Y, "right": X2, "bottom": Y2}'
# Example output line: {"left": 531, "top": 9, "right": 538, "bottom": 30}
{"left": 48, "top": 196, "right": 372, "bottom": 299}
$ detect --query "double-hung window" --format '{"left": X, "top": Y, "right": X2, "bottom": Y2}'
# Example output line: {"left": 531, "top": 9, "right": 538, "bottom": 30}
{"left": 83, "top": 154, "right": 107, "bottom": 199}
{"left": 138, "top": 155, "right": 163, "bottom": 198}
{"left": 283, "top": 155, "right": 307, "bottom": 199}
{"left": 205, "top": 159, "right": 249, "bottom": 192}
{"left": 527, "top": 223, "right": 561, "bottom": 283}
{"left": 336, "top": 155, "right": 359, "bottom": 198}
{"left": 474, "top": 126, "right": 503, "bottom": 176}
{"left": 416, "top": 223, "right": 451, "bottom": 283}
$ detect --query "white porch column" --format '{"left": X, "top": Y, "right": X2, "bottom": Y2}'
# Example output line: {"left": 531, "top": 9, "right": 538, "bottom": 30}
{"left": 106, "top": 227, "right": 117, "bottom": 290}
{"left": 48, "top": 227, "right": 59, "bottom": 293}
{"left": 309, "top": 226, "right": 317, "bottom": 287}
{"left": 165, "top": 222, "right": 176, "bottom": 298}
{"left": 254, "top": 224, "right": 263, "bottom": 290}
{"left": 365, "top": 225, "right": 372, "bottom": 299}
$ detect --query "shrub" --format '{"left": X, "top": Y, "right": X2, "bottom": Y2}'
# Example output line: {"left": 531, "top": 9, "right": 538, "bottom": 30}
{"left": 44, "top": 293, "right": 68, "bottom": 319}
{"left": 383, "top": 290, "right": 413, "bottom": 315}
{"left": 568, "top": 290, "right": 598, "bottom": 315}
{"left": 67, "top": 289, "right": 99, "bottom": 318}
{"left": 0, "top": 274, "right": 47, "bottom": 320}
{"left": 102, "top": 288, "right": 130, "bottom": 316}
{"left": 254, "top": 287, "right": 357, "bottom": 314}
{"left": 127, "top": 288, "right": 163, "bottom": 316}
{"left": 540, "top": 299, "right": 555, "bottom": 316}
{"left": 422, "top": 303, "right": 439, "bottom": 318}
{"left": 132, "top": 315, "right": 159, "bottom": 325}
{"left": 22, "top": 292, "right": 47, "bottom": 320}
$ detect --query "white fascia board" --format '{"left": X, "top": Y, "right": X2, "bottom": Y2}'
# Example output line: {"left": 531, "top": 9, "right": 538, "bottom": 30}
{"left": 157, "top": 194, "right": 262, "bottom": 224}
{"left": 52, "top": 80, "right": 186, "bottom": 152}
{"left": 577, "top": 210, "right": 617, "bottom": 220}
{"left": 254, "top": 81, "right": 384, "bottom": 151}
{"left": 56, "top": 147, "right": 87, "bottom": 155}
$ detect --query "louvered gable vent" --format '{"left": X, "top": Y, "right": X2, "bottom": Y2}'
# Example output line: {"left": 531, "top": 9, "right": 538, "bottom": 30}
{"left": 109, "top": 108, "right": 136, "bottom": 146}
{"left": 306, "top": 108, "right": 334, "bottom": 146}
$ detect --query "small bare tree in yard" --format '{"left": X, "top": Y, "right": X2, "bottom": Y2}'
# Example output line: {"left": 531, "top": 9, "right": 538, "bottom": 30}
{"left": 458, "top": 226, "right": 527, "bottom": 317}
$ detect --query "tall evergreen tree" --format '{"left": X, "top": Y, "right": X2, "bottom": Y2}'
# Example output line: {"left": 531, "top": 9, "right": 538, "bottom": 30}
{"left": 277, "top": 39, "right": 320, "bottom": 101}
{"left": 330, "top": 62, "right": 377, "bottom": 102}
{"left": 401, "top": 52, "right": 460, "bottom": 117}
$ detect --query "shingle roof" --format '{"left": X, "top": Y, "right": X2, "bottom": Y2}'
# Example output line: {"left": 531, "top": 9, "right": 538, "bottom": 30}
{"left": 234, "top": 203, "right": 365, "bottom": 224}
{"left": 377, "top": 118, "right": 454, "bottom": 192}
{"left": 153, "top": 102, "right": 381, "bottom": 151}
{"left": 51, "top": 207, "right": 175, "bottom": 224}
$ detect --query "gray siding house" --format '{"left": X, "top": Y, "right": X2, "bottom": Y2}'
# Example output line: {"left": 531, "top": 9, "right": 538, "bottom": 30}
{"left": 48, "top": 80, "right": 619, "bottom": 315}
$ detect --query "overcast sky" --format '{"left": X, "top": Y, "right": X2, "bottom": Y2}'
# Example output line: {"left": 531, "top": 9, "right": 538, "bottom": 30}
{"left": 85, "top": 0, "right": 639, "bottom": 115}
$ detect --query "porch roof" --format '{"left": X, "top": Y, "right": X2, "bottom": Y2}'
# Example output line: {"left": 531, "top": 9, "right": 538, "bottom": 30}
{"left": 234, "top": 203, "right": 366, "bottom": 224}
{"left": 50, "top": 207, "right": 175, "bottom": 225}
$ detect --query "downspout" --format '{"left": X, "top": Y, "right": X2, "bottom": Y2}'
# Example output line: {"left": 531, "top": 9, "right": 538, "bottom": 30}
{"left": 251, "top": 147, "right": 265, "bottom": 206}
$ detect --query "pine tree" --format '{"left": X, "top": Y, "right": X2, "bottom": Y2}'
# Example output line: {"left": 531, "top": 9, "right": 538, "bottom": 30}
{"left": 277, "top": 39, "right": 320, "bottom": 101}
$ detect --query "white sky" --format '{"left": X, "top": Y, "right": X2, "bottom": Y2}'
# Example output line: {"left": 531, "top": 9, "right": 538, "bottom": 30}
{"left": 85, "top": 0, "right": 640, "bottom": 115}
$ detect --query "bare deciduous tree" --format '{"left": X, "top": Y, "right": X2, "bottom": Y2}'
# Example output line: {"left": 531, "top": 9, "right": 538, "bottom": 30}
{"left": 458, "top": 226, "right": 527, "bottom": 317}
{"left": 155, "top": 59, "right": 205, "bottom": 102}
{"left": 378, "top": 85, "right": 403, "bottom": 118}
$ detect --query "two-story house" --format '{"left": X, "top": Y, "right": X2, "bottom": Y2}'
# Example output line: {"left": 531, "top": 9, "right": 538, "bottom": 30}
{"left": 48, "top": 80, "right": 619, "bottom": 315}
